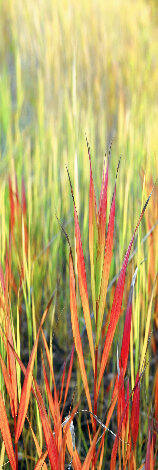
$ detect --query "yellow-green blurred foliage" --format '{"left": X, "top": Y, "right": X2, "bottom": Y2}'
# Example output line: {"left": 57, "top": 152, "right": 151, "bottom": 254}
{"left": 0, "top": 0, "right": 157, "bottom": 355}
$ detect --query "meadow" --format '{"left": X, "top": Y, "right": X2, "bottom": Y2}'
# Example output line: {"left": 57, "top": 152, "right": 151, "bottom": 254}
{"left": 0, "top": 0, "right": 157, "bottom": 468}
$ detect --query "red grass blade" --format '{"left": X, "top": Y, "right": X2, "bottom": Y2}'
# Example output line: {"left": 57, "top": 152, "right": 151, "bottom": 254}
{"left": 0, "top": 353, "right": 15, "bottom": 418}
{"left": 110, "top": 379, "right": 130, "bottom": 470}
{"left": 34, "top": 379, "right": 59, "bottom": 469}
{"left": 120, "top": 267, "right": 138, "bottom": 375}
{"left": 15, "top": 294, "right": 54, "bottom": 443}
{"left": 0, "top": 262, "right": 5, "bottom": 295}
{"left": 88, "top": 140, "right": 98, "bottom": 319}
{"left": 145, "top": 427, "right": 151, "bottom": 470}
{"left": 6, "top": 317, "right": 17, "bottom": 417}
{"left": 98, "top": 190, "right": 154, "bottom": 395}
{"left": 96, "top": 162, "right": 109, "bottom": 301}
{"left": 105, "top": 268, "right": 137, "bottom": 430}
{"left": 0, "top": 391, "right": 16, "bottom": 470}
{"left": 67, "top": 166, "right": 95, "bottom": 372}
{"left": 69, "top": 251, "right": 93, "bottom": 415}
{"left": 1, "top": 323, "right": 59, "bottom": 468}
{"left": 9, "top": 177, "right": 15, "bottom": 237}
{"left": 96, "top": 185, "right": 116, "bottom": 345}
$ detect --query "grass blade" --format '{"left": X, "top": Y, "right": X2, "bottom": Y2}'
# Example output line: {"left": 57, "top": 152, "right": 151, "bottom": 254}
{"left": 96, "top": 185, "right": 116, "bottom": 346}
{"left": 62, "top": 345, "right": 74, "bottom": 416}
{"left": 27, "top": 416, "right": 48, "bottom": 470}
{"left": 120, "top": 267, "right": 138, "bottom": 375}
{"left": 96, "top": 161, "right": 108, "bottom": 302}
{"left": 130, "top": 371, "right": 140, "bottom": 450}
{"left": 69, "top": 251, "right": 93, "bottom": 415}
{"left": 0, "top": 353, "right": 15, "bottom": 417}
{"left": 98, "top": 189, "right": 154, "bottom": 394}
{"left": 140, "top": 274, "right": 157, "bottom": 372}
{"left": 34, "top": 379, "right": 59, "bottom": 469}
{"left": 67, "top": 166, "right": 95, "bottom": 371}
{"left": 34, "top": 450, "right": 48, "bottom": 470}
{"left": 82, "top": 428, "right": 100, "bottom": 470}
{"left": 87, "top": 140, "right": 98, "bottom": 319}
{"left": 0, "top": 391, "right": 16, "bottom": 470}
{"left": 15, "top": 294, "right": 54, "bottom": 443}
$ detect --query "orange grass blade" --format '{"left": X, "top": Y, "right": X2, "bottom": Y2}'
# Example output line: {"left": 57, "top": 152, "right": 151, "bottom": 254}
{"left": 59, "top": 360, "right": 66, "bottom": 405}
{"left": 0, "top": 353, "right": 15, "bottom": 417}
{"left": 130, "top": 371, "right": 140, "bottom": 449}
{"left": 155, "top": 367, "right": 158, "bottom": 425}
{"left": 110, "top": 380, "right": 130, "bottom": 470}
{"left": 15, "top": 294, "right": 54, "bottom": 443}
{"left": 87, "top": 139, "right": 98, "bottom": 319}
{"left": 1, "top": 251, "right": 18, "bottom": 417}
{"left": 62, "top": 345, "right": 74, "bottom": 415}
{"left": 96, "top": 185, "right": 116, "bottom": 345}
{"left": 81, "top": 428, "right": 100, "bottom": 470}
{"left": 9, "top": 177, "right": 15, "bottom": 237}
{"left": 98, "top": 189, "right": 154, "bottom": 394}
{"left": 0, "top": 391, "right": 16, "bottom": 470}
{"left": 124, "top": 372, "right": 140, "bottom": 466}
{"left": 96, "top": 158, "right": 121, "bottom": 345}
{"left": 120, "top": 267, "right": 138, "bottom": 375}
{"left": 2, "top": 330, "right": 60, "bottom": 468}
{"left": 69, "top": 252, "right": 93, "bottom": 415}
{"left": 0, "top": 262, "right": 5, "bottom": 295}
{"left": 145, "top": 427, "right": 151, "bottom": 470}
{"left": 6, "top": 317, "right": 18, "bottom": 417}
{"left": 96, "top": 432, "right": 105, "bottom": 470}
{"left": 34, "top": 379, "right": 59, "bottom": 469}
{"left": 62, "top": 404, "right": 82, "bottom": 470}
{"left": 67, "top": 166, "right": 95, "bottom": 372}
{"left": 7, "top": 338, "right": 59, "bottom": 469}
{"left": 105, "top": 376, "right": 119, "bottom": 430}
{"left": 105, "top": 269, "right": 137, "bottom": 429}
{"left": 26, "top": 416, "right": 48, "bottom": 470}
{"left": 66, "top": 444, "right": 82, "bottom": 470}
{"left": 41, "top": 328, "right": 57, "bottom": 394}
{"left": 34, "top": 450, "right": 48, "bottom": 470}
{"left": 96, "top": 161, "right": 108, "bottom": 301}
{"left": 41, "top": 352, "right": 56, "bottom": 423}
{"left": 140, "top": 274, "right": 157, "bottom": 373}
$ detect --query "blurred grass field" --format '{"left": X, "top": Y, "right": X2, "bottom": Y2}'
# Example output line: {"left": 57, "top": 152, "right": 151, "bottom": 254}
{"left": 0, "top": 0, "right": 158, "bottom": 466}
{"left": 0, "top": 0, "right": 157, "bottom": 307}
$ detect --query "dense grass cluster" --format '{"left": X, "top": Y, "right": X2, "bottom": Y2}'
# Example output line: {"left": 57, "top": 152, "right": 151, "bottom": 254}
{"left": 0, "top": 0, "right": 158, "bottom": 468}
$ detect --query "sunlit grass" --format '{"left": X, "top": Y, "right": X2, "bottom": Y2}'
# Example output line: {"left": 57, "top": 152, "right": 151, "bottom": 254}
{"left": 0, "top": 0, "right": 157, "bottom": 467}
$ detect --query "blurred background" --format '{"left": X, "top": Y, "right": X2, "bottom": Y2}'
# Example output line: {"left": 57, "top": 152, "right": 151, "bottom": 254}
{"left": 0, "top": 0, "right": 158, "bottom": 360}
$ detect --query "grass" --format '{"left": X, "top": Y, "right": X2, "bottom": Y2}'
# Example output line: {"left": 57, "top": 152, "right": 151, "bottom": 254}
{"left": 0, "top": 0, "right": 158, "bottom": 468}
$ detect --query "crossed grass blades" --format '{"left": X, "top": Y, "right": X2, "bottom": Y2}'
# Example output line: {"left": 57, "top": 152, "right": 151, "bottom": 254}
{"left": 0, "top": 142, "right": 157, "bottom": 469}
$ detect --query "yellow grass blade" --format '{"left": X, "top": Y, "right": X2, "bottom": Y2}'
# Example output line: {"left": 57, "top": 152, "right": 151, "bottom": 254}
{"left": 140, "top": 274, "right": 157, "bottom": 373}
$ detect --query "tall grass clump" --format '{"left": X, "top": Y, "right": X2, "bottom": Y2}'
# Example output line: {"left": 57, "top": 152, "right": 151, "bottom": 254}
{"left": 0, "top": 0, "right": 158, "bottom": 467}
{"left": 0, "top": 140, "right": 157, "bottom": 468}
